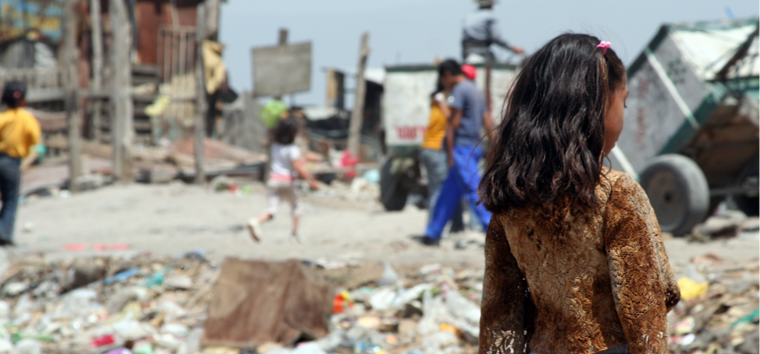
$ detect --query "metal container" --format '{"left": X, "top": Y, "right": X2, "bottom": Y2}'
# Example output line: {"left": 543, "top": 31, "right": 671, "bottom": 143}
{"left": 610, "top": 18, "right": 759, "bottom": 234}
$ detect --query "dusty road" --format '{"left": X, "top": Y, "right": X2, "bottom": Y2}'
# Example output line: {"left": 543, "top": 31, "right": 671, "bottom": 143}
{"left": 12, "top": 182, "right": 760, "bottom": 269}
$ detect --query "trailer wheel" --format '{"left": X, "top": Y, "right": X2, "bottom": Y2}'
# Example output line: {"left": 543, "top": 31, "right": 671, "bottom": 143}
{"left": 735, "top": 195, "right": 759, "bottom": 216}
{"left": 640, "top": 154, "right": 710, "bottom": 235}
{"left": 733, "top": 162, "right": 759, "bottom": 216}
{"left": 380, "top": 158, "right": 408, "bottom": 211}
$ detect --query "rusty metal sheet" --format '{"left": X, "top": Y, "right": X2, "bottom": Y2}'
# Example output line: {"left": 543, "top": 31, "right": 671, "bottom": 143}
{"left": 201, "top": 258, "right": 333, "bottom": 349}
{"left": 251, "top": 42, "right": 312, "bottom": 97}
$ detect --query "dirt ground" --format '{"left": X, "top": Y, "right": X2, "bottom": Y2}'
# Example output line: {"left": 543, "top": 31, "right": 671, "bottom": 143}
{"left": 11, "top": 182, "right": 760, "bottom": 269}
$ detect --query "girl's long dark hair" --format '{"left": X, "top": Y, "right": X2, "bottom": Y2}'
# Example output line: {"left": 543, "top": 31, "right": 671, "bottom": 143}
{"left": 479, "top": 33, "right": 626, "bottom": 212}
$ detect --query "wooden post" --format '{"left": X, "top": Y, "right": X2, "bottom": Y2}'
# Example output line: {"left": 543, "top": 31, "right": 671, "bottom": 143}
{"left": 274, "top": 28, "right": 288, "bottom": 102}
{"left": 485, "top": 59, "right": 492, "bottom": 113}
{"left": 278, "top": 28, "right": 288, "bottom": 47}
{"left": 193, "top": 1, "right": 207, "bottom": 185}
{"left": 64, "top": 0, "right": 82, "bottom": 191}
{"left": 347, "top": 32, "right": 370, "bottom": 160}
{"left": 205, "top": 0, "right": 221, "bottom": 40}
{"left": 110, "top": 0, "right": 134, "bottom": 182}
{"left": 90, "top": 0, "right": 103, "bottom": 142}
{"left": 325, "top": 69, "right": 345, "bottom": 109}
{"left": 263, "top": 29, "right": 289, "bottom": 182}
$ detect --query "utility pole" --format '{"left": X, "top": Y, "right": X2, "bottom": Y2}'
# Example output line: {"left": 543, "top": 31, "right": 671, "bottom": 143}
{"left": 485, "top": 60, "right": 492, "bottom": 114}
{"left": 90, "top": 0, "right": 104, "bottom": 142}
{"left": 205, "top": 0, "right": 221, "bottom": 40}
{"left": 274, "top": 28, "right": 288, "bottom": 102}
{"left": 347, "top": 32, "right": 370, "bottom": 160}
{"left": 64, "top": 0, "right": 82, "bottom": 191}
{"left": 261, "top": 28, "right": 290, "bottom": 182}
{"left": 110, "top": 0, "right": 134, "bottom": 182}
{"left": 193, "top": 1, "right": 207, "bottom": 184}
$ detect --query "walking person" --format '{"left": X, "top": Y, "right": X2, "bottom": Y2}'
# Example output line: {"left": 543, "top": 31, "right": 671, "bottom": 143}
{"left": 0, "top": 81, "right": 41, "bottom": 246}
{"left": 419, "top": 79, "right": 465, "bottom": 233}
{"left": 478, "top": 34, "right": 680, "bottom": 354}
{"left": 247, "top": 117, "right": 319, "bottom": 243}
{"left": 421, "top": 59, "right": 495, "bottom": 246}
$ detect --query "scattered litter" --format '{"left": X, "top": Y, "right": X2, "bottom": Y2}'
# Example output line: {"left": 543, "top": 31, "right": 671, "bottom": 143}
{"left": 667, "top": 255, "right": 759, "bottom": 353}
{"left": 0, "top": 249, "right": 752, "bottom": 354}
{"left": 678, "top": 277, "right": 710, "bottom": 301}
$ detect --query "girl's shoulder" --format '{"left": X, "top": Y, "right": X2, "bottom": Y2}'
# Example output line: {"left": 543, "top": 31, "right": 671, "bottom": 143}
{"left": 602, "top": 168, "right": 630, "bottom": 186}
{"left": 596, "top": 168, "right": 641, "bottom": 205}
{"left": 598, "top": 168, "right": 652, "bottom": 214}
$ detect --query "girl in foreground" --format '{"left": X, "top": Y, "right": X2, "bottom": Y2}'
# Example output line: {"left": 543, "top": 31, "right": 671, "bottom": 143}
{"left": 478, "top": 33, "right": 680, "bottom": 354}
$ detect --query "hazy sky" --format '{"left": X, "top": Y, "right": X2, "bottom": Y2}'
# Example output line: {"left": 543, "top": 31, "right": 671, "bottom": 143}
{"left": 219, "top": 0, "right": 758, "bottom": 107}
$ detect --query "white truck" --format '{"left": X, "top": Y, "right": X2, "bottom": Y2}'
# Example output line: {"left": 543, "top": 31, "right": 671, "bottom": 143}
{"left": 378, "top": 63, "right": 519, "bottom": 211}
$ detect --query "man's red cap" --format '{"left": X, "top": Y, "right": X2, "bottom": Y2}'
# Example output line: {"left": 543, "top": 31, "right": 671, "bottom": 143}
{"left": 462, "top": 64, "right": 477, "bottom": 80}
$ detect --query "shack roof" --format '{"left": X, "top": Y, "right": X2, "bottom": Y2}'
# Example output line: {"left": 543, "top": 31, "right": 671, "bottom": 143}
{"left": 629, "top": 18, "right": 759, "bottom": 82}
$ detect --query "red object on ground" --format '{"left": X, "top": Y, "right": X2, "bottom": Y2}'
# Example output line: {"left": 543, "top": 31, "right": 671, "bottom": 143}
{"left": 332, "top": 293, "right": 354, "bottom": 314}
{"left": 340, "top": 151, "right": 358, "bottom": 179}
{"left": 462, "top": 64, "right": 477, "bottom": 80}
{"left": 90, "top": 334, "right": 115, "bottom": 347}
{"left": 333, "top": 294, "right": 345, "bottom": 314}
{"left": 64, "top": 244, "right": 87, "bottom": 251}
{"left": 93, "top": 244, "right": 130, "bottom": 251}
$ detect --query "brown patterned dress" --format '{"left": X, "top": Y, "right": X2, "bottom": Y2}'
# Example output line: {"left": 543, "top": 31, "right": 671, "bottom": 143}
{"left": 479, "top": 169, "right": 680, "bottom": 354}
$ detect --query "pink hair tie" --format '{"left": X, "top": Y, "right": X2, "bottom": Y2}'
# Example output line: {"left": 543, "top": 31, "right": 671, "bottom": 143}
{"left": 596, "top": 41, "right": 611, "bottom": 54}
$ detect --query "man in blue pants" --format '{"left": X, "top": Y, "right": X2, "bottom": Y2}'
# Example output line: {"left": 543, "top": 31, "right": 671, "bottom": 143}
{"left": 422, "top": 59, "right": 494, "bottom": 246}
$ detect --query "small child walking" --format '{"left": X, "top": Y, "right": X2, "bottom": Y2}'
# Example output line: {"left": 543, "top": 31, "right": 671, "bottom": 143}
{"left": 248, "top": 117, "right": 318, "bottom": 243}
{"left": 477, "top": 34, "right": 680, "bottom": 354}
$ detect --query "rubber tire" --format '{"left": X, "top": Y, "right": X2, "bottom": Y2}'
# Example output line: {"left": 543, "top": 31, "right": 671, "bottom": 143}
{"left": 380, "top": 158, "right": 408, "bottom": 211}
{"left": 733, "top": 161, "right": 759, "bottom": 216}
{"left": 735, "top": 195, "right": 759, "bottom": 216}
{"left": 639, "top": 154, "right": 710, "bottom": 235}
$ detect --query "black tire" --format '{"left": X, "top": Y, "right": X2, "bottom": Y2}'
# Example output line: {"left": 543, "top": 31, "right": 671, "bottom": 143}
{"left": 735, "top": 195, "right": 759, "bottom": 216}
{"left": 733, "top": 161, "right": 759, "bottom": 216}
{"left": 640, "top": 154, "right": 710, "bottom": 235}
{"left": 380, "top": 158, "right": 408, "bottom": 211}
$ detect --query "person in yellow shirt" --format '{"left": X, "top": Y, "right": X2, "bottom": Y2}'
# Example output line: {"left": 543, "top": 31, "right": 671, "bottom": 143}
{"left": 0, "top": 81, "right": 41, "bottom": 246}
{"left": 419, "top": 80, "right": 464, "bottom": 232}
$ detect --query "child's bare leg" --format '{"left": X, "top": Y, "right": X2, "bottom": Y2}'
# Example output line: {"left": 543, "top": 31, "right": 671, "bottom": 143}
{"left": 291, "top": 215, "right": 300, "bottom": 237}
{"left": 258, "top": 213, "right": 273, "bottom": 224}
{"left": 248, "top": 213, "right": 272, "bottom": 242}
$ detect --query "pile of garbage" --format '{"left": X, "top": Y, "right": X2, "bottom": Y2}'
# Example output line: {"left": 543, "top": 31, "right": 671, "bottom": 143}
{"left": 0, "top": 249, "right": 756, "bottom": 354}
{"left": 313, "top": 262, "right": 484, "bottom": 354}
{"left": 0, "top": 251, "right": 216, "bottom": 354}
{"left": 0, "top": 252, "right": 485, "bottom": 354}
{"left": 668, "top": 254, "right": 759, "bottom": 354}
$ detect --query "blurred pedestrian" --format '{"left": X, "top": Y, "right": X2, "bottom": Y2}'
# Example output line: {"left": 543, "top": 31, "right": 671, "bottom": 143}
{"left": 460, "top": 64, "right": 483, "bottom": 231}
{"left": 0, "top": 81, "right": 41, "bottom": 246}
{"left": 478, "top": 34, "right": 680, "bottom": 354}
{"left": 462, "top": 0, "right": 523, "bottom": 64}
{"left": 421, "top": 59, "right": 495, "bottom": 246}
{"left": 419, "top": 79, "right": 465, "bottom": 233}
{"left": 248, "top": 118, "right": 319, "bottom": 243}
